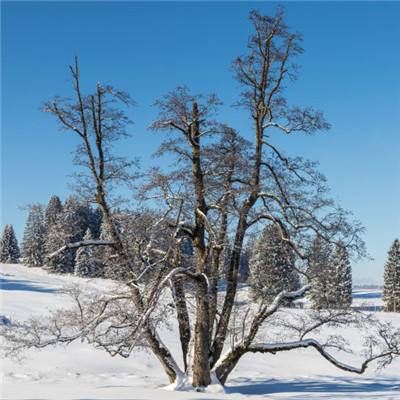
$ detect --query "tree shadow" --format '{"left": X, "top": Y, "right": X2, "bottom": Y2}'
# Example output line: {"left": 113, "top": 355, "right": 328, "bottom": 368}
{"left": 226, "top": 376, "right": 400, "bottom": 395}
{"left": 0, "top": 277, "right": 58, "bottom": 293}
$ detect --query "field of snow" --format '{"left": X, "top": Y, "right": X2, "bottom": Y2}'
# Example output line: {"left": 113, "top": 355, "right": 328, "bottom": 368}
{"left": 1, "top": 263, "right": 399, "bottom": 400}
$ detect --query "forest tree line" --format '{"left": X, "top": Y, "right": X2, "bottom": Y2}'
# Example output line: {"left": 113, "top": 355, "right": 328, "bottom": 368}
{"left": 1, "top": 194, "right": 399, "bottom": 312}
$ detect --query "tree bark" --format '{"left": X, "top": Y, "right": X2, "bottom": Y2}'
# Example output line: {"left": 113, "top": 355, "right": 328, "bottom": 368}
{"left": 172, "top": 276, "right": 191, "bottom": 373}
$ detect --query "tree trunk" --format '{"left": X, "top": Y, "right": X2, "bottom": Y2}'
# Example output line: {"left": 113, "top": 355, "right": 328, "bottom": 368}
{"left": 210, "top": 208, "right": 250, "bottom": 366}
{"left": 143, "top": 323, "right": 181, "bottom": 383}
{"left": 172, "top": 276, "right": 191, "bottom": 373}
{"left": 192, "top": 275, "right": 211, "bottom": 387}
{"left": 214, "top": 346, "right": 245, "bottom": 385}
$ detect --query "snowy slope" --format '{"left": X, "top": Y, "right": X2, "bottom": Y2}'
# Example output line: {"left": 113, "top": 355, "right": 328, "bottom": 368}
{"left": 1, "top": 263, "right": 399, "bottom": 400}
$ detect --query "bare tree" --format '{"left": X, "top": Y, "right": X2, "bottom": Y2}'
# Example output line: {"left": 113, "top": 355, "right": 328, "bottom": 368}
{"left": 145, "top": 9, "right": 370, "bottom": 386}
{"left": 40, "top": 57, "right": 186, "bottom": 382}
{"left": 2, "top": 9, "right": 400, "bottom": 390}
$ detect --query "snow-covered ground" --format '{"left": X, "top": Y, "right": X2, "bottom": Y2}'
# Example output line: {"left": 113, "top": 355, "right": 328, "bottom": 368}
{"left": 1, "top": 263, "right": 399, "bottom": 400}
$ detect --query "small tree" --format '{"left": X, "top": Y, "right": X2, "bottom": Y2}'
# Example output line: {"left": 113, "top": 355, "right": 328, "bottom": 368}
{"left": 21, "top": 205, "right": 46, "bottom": 267}
{"left": 383, "top": 239, "right": 400, "bottom": 312}
{"left": 332, "top": 241, "right": 352, "bottom": 309}
{"left": 308, "top": 237, "right": 336, "bottom": 309}
{"left": 249, "top": 224, "right": 300, "bottom": 301}
{"left": 44, "top": 195, "right": 64, "bottom": 272}
{"left": 0, "top": 225, "right": 20, "bottom": 264}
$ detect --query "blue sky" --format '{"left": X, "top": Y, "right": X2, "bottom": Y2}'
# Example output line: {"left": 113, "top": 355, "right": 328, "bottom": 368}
{"left": 1, "top": 1, "right": 399, "bottom": 284}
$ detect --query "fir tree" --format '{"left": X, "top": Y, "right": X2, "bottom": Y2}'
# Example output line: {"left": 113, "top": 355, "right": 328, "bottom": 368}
{"left": 97, "top": 215, "right": 125, "bottom": 280}
{"left": 45, "top": 196, "right": 91, "bottom": 274}
{"left": 308, "top": 237, "right": 336, "bottom": 309}
{"left": 74, "top": 229, "right": 101, "bottom": 277}
{"left": 62, "top": 196, "right": 90, "bottom": 244}
{"left": 332, "top": 241, "right": 352, "bottom": 309}
{"left": 383, "top": 239, "right": 400, "bottom": 312}
{"left": 0, "top": 224, "right": 20, "bottom": 264}
{"left": 239, "top": 240, "right": 253, "bottom": 283}
{"left": 88, "top": 206, "right": 102, "bottom": 239}
{"left": 44, "top": 195, "right": 65, "bottom": 273}
{"left": 44, "top": 219, "right": 67, "bottom": 274}
{"left": 44, "top": 195, "right": 62, "bottom": 228}
{"left": 249, "top": 224, "right": 300, "bottom": 302}
{"left": 21, "top": 205, "right": 46, "bottom": 267}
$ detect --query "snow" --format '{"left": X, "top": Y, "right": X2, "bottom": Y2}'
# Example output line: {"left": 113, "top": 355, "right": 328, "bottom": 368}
{"left": 1, "top": 263, "right": 400, "bottom": 399}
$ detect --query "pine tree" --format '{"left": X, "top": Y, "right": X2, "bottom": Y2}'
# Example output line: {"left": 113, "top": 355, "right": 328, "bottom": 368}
{"left": 94, "top": 219, "right": 112, "bottom": 278}
{"left": 74, "top": 229, "right": 101, "bottom": 277}
{"left": 0, "top": 224, "right": 20, "bottom": 263}
{"left": 249, "top": 224, "right": 300, "bottom": 302}
{"left": 45, "top": 196, "right": 91, "bottom": 274}
{"left": 44, "top": 195, "right": 64, "bottom": 273}
{"left": 383, "top": 238, "right": 400, "bottom": 312}
{"left": 308, "top": 237, "right": 336, "bottom": 309}
{"left": 239, "top": 240, "right": 253, "bottom": 283}
{"left": 332, "top": 241, "right": 352, "bottom": 309}
{"left": 97, "top": 215, "right": 126, "bottom": 280}
{"left": 62, "top": 196, "right": 90, "bottom": 244}
{"left": 21, "top": 205, "right": 46, "bottom": 267}
{"left": 44, "top": 195, "right": 62, "bottom": 228}
{"left": 88, "top": 206, "right": 102, "bottom": 239}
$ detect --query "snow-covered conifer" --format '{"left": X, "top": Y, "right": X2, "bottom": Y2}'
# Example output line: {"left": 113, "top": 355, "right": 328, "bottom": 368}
{"left": 0, "top": 225, "right": 20, "bottom": 264}
{"left": 44, "top": 195, "right": 62, "bottom": 228}
{"left": 21, "top": 205, "right": 46, "bottom": 267}
{"left": 59, "top": 196, "right": 91, "bottom": 273}
{"left": 239, "top": 240, "right": 253, "bottom": 283}
{"left": 74, "top": 229, "right": 101, "bottom": 277}
{"left": 44, "top": 195, "right": 65, "bottom": 272}
{"left": 63, "top": 197, "right": 91, "bottom": 243}
{"left": 88, "top": 206, "right": 102, "bottom": 239}
{"left": 89, "top": 219, "right": 117, "bottom": 279}
{"left": 45, "top": 196, "right": 91, "bottom": 274}
{"left": 249, "top": 224, "right": 300, "bottom": 301}
{"left": 332, "top": 241, "right": 352, "bottom": 309}
{"left": 383, "top": 238, "right": 400, "bottom": 312}
{"left": 308, "top": 237, "right": 336, "bottom": 309}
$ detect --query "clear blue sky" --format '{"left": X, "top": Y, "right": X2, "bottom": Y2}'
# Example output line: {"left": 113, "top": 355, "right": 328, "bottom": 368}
{"left": 1, "top": 1, "right": 399, "bottom": 284}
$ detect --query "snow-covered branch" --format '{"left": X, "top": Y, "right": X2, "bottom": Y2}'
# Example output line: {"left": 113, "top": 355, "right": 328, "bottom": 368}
{"left": 46, "top": 240, "right": 114, "bottom": 259}
{"left": 259, "top": 285, "right": 312, "bottom": 320}
{"left": 247, "top": 338, "right": 399, "bottom": 374}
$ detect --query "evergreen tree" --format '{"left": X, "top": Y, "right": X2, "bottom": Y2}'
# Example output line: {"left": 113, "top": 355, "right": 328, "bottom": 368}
{"left": 332, "top": 241, "right": 352, "bottom": 309}
{"left": 61, "top": 196, "right": 91, "bottom": 273}
{"left": 21, "top": 205, "right": 46, "bottom": 267}
{"left": 45, "top": 196, "right": 91, "bottom": 274}
{"left": 239, "top": 240, "right": 253, "bottom": 283}
{"left": 308, "top": 237, "right": 336, "bottom": 309}
{"left": 383, "top": 238, "right": 400, "bottom": 312}
{"left": 249, "top": 224, "right": 300, "bottom": 302}
{"left": 74, "top": 228, "right": 101, "bottom": 277}
{"left": 44, "top": 195, "right": 64, "bottom": 273}
{"left": 97, "top": 213, "right": 128, "bottom": 280}
{"left": 44, "top": 195, "right": 62, "bottom": 228}
{"left": 88, "top": 206, "right": 102, "bottom": 239}
{"left": 0, "top": 224, "right": 20, "bottom": 263}
{"left": 44, "top": 218, "right": 67, "bottom": 274}
{"left": 62, "top": 196, "right": 91, "bottom": 244}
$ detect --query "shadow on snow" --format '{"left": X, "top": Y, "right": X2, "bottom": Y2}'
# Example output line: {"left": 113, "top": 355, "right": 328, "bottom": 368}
{"left": 226, "top": 377, "right": 399, "bottom": 395}
{"left": 0, "top": 277, "right": 58, "bottom": 293}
